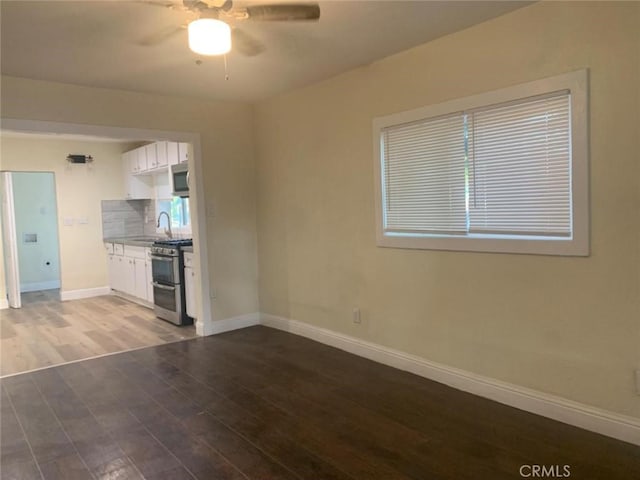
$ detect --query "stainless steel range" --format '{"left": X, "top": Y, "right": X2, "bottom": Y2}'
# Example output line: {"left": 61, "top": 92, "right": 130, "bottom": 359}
{"left": 150, "top": 238, "right": 193, "bottom": 326}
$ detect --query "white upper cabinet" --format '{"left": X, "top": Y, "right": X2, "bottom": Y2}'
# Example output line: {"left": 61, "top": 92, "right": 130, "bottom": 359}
{"left": 145, "top": 143, "right": 158, "bottom": 170}
{"left": 167, "top": 141, "right": 180, "bottom": 166}
{"left": 178, "top": 142, "right": 189, "bottom": 163}
{"left": 155, "top": 141, "right": 169, "bottom": 169}
{"left": 122, "top": 141, "right": 184, "bottom": 200}
{"left": 136, "top": 146, "right": 148, "bottom": 173}
{"left": 125, "top": 142, "right": 183, "bottom": 173}
{"left": 123, "top": 151, "right": 153, "bottom": 199}
{"left": 126, "top": 150, "right": 138, "bottom": 175}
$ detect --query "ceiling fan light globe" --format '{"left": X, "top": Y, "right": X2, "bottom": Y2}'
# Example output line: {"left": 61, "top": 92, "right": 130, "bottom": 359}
{"left": 188, "top": 18, "right": 231, "bottom": 56}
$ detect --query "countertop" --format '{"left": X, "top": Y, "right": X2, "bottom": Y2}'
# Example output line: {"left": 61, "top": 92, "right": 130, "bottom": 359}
{"left": 104, "top": 236, "right": 193, "bottom": 248}
{"left": 182, "top": 246, "right": 194, "bottom": 253}
{"left": 103, "top": 236, "right": 165, "bottom": 247}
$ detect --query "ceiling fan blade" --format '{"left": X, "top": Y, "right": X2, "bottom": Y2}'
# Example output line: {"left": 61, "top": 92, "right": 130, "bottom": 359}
{"left": 246, "top": 4, "right": 320, "bottom": 22}
{"left": 138, "top": 25, "right": 185, "bottom": 46}
{"left": 232, "top": 27, "right": 266, "bottom": 56}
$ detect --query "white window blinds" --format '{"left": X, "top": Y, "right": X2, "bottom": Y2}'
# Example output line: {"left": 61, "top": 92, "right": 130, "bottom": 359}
{"left": 468, "top": 93, "right": 572, "bottom": 237}
{"left": 380, "top": 92, "right": 572, "bottom": 239}
{"left": 381, "top": 114, "right": 467, "bottom": 235}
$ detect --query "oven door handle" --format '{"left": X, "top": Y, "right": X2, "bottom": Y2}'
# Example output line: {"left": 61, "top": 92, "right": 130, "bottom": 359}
{"left": 153, "top": 282, "right": 176, "bottom": 291}
{"left": 151, "top": 255, "right": 176, "bottom": 262}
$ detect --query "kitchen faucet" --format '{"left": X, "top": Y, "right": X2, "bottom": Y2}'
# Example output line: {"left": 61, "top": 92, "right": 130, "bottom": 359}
{"left": 157, "top": 211, "right": 172, "bottom": 239}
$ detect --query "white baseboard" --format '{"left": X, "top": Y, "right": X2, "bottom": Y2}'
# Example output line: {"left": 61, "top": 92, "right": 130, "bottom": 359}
{"left": 260, "top": 313, "right": 640, "bottom": 446}
{"left": 204, "top": 312, "right": 260, "bottom": 336}
{"left": 60, "top": 286, "right": 111, "bottom": 301}
{"left": 0, "top": 298, "right": 8, "bottom": 310}
{"left": 20, "top": 280, "right": 60, "bottom": 293}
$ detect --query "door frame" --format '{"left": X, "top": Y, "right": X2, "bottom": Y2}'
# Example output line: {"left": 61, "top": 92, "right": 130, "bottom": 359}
{"left": 0, "top": 172, "right": 21, "bottom": 308}
{"left": 1, "top": 118, "right": 212, "bottom": 337}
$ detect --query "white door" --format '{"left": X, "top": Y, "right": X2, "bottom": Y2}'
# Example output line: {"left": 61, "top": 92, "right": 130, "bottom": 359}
{"left": 0, "top": 172, "right": 21, "bottom": 308}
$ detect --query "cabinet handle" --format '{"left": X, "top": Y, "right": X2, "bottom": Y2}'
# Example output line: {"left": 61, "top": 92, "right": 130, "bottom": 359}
{"left": 151, "top": 256, "right": 175, "bottom": 262}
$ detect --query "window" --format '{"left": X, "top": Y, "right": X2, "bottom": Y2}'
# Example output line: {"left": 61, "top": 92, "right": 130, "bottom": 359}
{"left": 373, "top": 70, "right": 588, "bottom": 255}
{"left": 157, "top": 197, "right": 191, "bottom": 234}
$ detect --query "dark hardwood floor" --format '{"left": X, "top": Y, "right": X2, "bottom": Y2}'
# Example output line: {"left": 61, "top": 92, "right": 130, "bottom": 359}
{"left": 1, "top": 325, "right": 638, "bottom": 480}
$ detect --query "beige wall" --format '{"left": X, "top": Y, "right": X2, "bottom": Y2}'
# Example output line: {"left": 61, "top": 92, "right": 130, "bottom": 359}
{"left": 254, "top": 1, "right": 640, "bottom": 419}
{"left": 0, "top": 137, "right": 125, "bottom": 291}
{"left": 0, "top": 78, "right": 259, "bottom": 320}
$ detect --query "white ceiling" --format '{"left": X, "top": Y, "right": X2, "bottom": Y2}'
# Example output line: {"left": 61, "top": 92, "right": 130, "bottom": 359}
{"left": 1, "top": 1, "right": 531, "bottom": 102}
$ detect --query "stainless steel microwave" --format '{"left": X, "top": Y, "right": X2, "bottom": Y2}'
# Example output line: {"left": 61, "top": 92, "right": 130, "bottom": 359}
{"left": 171, "top": 163, "right": 189, "bottom": 198}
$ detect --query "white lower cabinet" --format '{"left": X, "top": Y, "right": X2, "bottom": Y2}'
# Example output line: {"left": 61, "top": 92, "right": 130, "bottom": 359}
{"left": 146, "top": 252, "right": 154, "bottom": 303}
{"left": 184, "top": 252, "right": 196, "bottom": 319}
{"left": 122, "top": 257, "right": 136, "bottom": 296}
{"left": 107, "top": 254, "right": 126, "bottom": 292}
{"left": 107, "top": 245, "right": 154, "bottom": 304}
{"left": 133, "top": 258, "right": 147, "bottom": 300}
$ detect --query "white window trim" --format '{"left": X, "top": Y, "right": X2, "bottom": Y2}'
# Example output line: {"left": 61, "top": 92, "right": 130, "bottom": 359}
{"left": 372, "top": 69, "right": 589, "bottom": 256}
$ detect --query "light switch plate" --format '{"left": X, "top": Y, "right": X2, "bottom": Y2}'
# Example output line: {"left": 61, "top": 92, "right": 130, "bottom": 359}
{"left": 63, "top": 217, "right": 74, "bottom": 226}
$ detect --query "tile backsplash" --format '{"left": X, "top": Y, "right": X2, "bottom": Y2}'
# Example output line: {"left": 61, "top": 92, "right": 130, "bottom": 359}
{"left": 101, "top": 199, "right": 157, "bottom": 239}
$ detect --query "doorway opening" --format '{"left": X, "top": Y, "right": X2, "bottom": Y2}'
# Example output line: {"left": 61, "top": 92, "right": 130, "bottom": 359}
{"left": 14, "top": 172, "right": 61, "bottom": 304}
{"left": 1, "top": 119, "right": 211, "bottom": 338}
{"left": 1, "top": 171, "right": 62, "bottom": 308}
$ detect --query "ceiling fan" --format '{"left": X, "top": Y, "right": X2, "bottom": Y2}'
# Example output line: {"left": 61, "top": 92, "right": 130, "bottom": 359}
{"left": 139, "top": 0, "right": 321, "bottom": 57}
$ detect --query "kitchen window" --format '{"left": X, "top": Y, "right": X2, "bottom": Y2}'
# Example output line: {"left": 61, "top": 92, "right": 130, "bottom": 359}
{"left": 373, "top": 70, "right": 589, "bottom": 256}
{"left": 157, "top": 197, "right": 191, "bottom": 234}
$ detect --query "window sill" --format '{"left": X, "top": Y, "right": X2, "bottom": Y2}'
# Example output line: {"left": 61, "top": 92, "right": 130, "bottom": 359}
{"left": 377, "top": 232, "right": 589, "bottom": 256}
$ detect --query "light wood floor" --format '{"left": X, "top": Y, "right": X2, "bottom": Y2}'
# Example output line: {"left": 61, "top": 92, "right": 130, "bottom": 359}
{"left": 0, "top": 290, "right": 196, "bottom": 377}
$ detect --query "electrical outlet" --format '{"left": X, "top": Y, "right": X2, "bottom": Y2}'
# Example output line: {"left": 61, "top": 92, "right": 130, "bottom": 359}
{"left": 635, "top": 370, "right": 640, "bottom": 395}
{"left": 210, "top": 288, "right": 217, "bottom": 299}
{"left": 352, "top": 308, "right": 361, "bottom": 324}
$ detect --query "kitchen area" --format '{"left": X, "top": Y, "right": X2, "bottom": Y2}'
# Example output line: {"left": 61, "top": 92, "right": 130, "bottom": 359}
{"left": 0, "top": 133, "right": 202, "bottom": 376}
{"left": 103, "top": 140, "right": 198, "bottom": 327}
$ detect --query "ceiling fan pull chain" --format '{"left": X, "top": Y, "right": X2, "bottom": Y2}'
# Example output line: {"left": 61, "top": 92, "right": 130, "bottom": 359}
{"left": 224, "top": 54, "right": 229, "bottom": 80}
